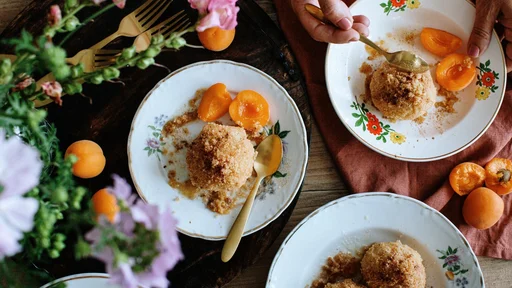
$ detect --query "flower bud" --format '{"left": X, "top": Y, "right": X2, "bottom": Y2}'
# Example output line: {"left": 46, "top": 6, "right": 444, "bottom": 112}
{"left": 136, "top": 58, "right": 155, "bottom": 70}
{"left": 53, "top": 241, "right": 66, "bottom": 251}
{"left": 48, "top": 5, "right": 62, "bottom": 27}
{"left": 171, "top": 37, "right": 186, "bottom": 49}
{"left": 27, "top": 187, "right": 40, "bottom": 197}
{"left": 40, "top": 238, "right": 51, "bottom": 248}
{"left": 51, "top": 186, "right": 69, "bottom": 204}
{"left": 0, "top": 58, "right": 11, "bottom": 75}
{"left": 49, "top": 249, "right": 60, "bottom": 259}
{"left": 28, "top": 110, "right": 47, "bottom": 131}
{"left": 65, "top": 16, "right": 80, "bottom": 31}
{"left": 89, "top": 74, "right": 104, "bottom": 85}
{"left": 63, "top": 82, "right": 82, "bottom": 95}
{"left": 54, "top": 65, "right": 71, "bottom": 80}
{"left": 0, "top": 73, "right": 12, "bottom": 85}
{"left": 54, "top": 233, "right": 66, "bottom": 243}
{"left": 71, "top": 63, "right": 84, "bottom": 78}
{"left": 121, "top": 46, "right": 137, "bottom": 60}
{"left": 55, "top": 211, "right": 64, "bottom": 220}
{"left": 65, "top": 0, "right": 78, "bottom": 10}
{"left": 144, "top": 47, "right": 161, "bottom": 58}
{"left": 151, "top": 34, "right": 165, "bottom": 45}
{"left": 75, "top": 239, "right": 91, "bottom": 259}
{"left": 102, "top": 67, "right": 120, "bottom": 80}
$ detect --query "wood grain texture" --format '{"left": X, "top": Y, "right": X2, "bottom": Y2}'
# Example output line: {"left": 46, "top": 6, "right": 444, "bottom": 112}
{"left": 0, "top": 0, "right": 510, "bottom": 287}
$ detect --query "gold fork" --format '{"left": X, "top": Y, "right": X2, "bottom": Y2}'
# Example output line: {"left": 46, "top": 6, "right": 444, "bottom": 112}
{"left": 90, "top": 0, "right": 173, "bottom": 50}
{"left": 94, "top": 10, "right": 191, "bottom": 68}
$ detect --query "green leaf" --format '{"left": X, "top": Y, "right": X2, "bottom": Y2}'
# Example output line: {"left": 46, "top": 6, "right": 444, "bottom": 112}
{"left": 382, "top": 137, "right": 387, "bottom": 143}
{"left": 380, "top": 3, "right": 387, "bottom": 7}
{"left": 479, "top": 63, "right": 485, "bottom": 70}
{"left": 268, "top": 128, "right": 273, "bottom": 135}
{"left": 362, "top": 124, "right": 366, "bottom": 131}
{"left": 274, "top": 121, "right": 281, "bottom": 135}
{"left": 485, "top": 67, "right": 492, "bottom": 72}
{"left": 376, "top": 135, "right": 382, "bottom": 140}
{"left": 273, "top": 171, "right": 287, "bottom": 178}
{"left": 485, "top": 59, "right": 491, "bottom": 67}
{"left": 448, "top": 246, "right": 453, "bottom": 254}
{"left": 460, "top": 269, "right": 469, "bottom": 274}
{"left": 443, "top": 263, "right": 448, "bottom": 268}
{"left": 384, "top": 124, "right": 390, "bottom": 129}
{"left": 439, "top": 255, "right": 447, "bottom": 260}
{"left": 453, "top": 265, "right": 460, "bottom": 271}
{"left": 352, "top": 113, "right": 361, "bottom": 118}
{"left": 148, "top": 125, "right": 156, "bottom": 130}
{"left": 143, "top": 147, "right": 150, "bottom": 151}
{"left": 452, "top": 248, "right": 458, "bottom": 254}
{"left": 278, "top": 131, "right": 290, "bottom": 138}
{"left": 382, "top": 132, "right": 389, "bottom": 136}
{"left": 355, "top": 118, "right": 363, "bottom": 127}
{"left": 156, "top": 149, "right": 163, "bottom": 153}
{"left": 147, "top": 150, "right": 151, "bottom": 157}
{"left": 152, "top": 132, "right": 159, "bottom": 138}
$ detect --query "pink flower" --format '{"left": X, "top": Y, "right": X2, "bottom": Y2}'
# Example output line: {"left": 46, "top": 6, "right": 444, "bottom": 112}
{"left": 86, "top": 175, "right": 183, "bottom": 288}
{"left": 48, "top": 5, "right": 62, "bottom": 27}
{"left": 41, "top": 81, "right": 63, "bottom": 106}
{"left": 12, "top": 77, "right": 34, "bottom": 92}
{"left": 188, "top": 0, "right": 209, "bottom": 14}
{"left": 0, "top": 131, "right": 41, "bottom": 259}
{"left": 93, "top": 0, "right": 125, "bottom": 9}
{"left": 196, "top": 0, "right": 239, "bottom": 32}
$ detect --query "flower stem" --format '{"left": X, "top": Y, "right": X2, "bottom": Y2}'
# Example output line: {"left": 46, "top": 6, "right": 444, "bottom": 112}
{"left": 58, "top": 3, "right": 116, "bottom": 46}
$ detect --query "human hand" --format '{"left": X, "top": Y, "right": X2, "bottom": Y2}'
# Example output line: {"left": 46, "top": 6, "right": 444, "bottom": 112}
{"left": 468, "top": 0, "right": 512, "bottom": 72}
{"left": 291, "top": 0, "right": 370, "bottom": 43}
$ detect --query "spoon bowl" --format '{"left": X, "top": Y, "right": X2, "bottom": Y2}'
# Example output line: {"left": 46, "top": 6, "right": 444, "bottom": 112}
{"left": 304, "top": 4, "right": 430, "bottom": 73}
{"left": 221, "top": 134, "right": 283, "bottom": 262}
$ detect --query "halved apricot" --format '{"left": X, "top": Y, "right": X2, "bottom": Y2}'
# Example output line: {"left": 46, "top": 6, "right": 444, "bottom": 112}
{"left": 436, "top": 53, "right": 476, "bottom": 92}
{"left": 198, "top": 27, "right": 236, "bottom": 52}
{"left": 449, "top": 162, "right": 486, "bottom": 196}
{"left": 420, "top": 28, "right": 463, "bottom": 57}
{"left": 197, "top": 83, "right": 232, "bottom": 122}
{"left": 229, "top": 90, "right": 270, "bottom": 130}
{"left": 485, "top": 158, "right": 512, "bottom": 195}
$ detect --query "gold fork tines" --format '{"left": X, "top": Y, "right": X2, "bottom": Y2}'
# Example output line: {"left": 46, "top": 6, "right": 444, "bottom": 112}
{"left": 90, "top": 0, "right": 172, "bottom": 50}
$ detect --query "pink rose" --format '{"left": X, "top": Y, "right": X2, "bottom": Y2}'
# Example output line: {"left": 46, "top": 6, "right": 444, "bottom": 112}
{"left": 196, "top": 0, "right": 239, "bottom": 32}
{"left": 41, "top": 81, "right": 63, "bottom": 106}
{"left": 12, "top": 77, "right": 34, "bottom": 92}
{"left": 93, "top": 0, "right": 125, "bottom": 9}
{"left": 188, "top": 0, "right": 209, "bottom": 14}
{"left": 48, "top": 5, "right": 62, "bottom": 27}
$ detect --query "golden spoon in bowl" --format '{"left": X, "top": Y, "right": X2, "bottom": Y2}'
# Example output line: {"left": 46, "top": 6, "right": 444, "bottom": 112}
{"left": 305, "top": 4, "right": 430, "bottom": 73}
{"left": 221, "top": 134, "right": 283, "bottom": 262}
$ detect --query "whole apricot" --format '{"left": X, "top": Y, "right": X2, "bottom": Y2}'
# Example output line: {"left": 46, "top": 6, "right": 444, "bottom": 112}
{"left": 198, "top": 27, "right": 236, "bottom": 52}
{"left": 449, "top": 162, "right": 485, "bottom": 196}
{"left": 65, "top": 140, "right": 106, "bottom": 179}
{"left": 462, "top": 187, "right": 504, "bottom": 230}
{"left": 92, "top": 188, "right": 119, "bottom": 223}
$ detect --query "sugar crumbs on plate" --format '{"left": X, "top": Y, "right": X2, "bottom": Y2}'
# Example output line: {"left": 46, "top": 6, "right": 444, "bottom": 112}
{"left": 359, "top": 62, "right": 373, "bottom": 75}
{"left": 364, "top": 40, "right": 386, "bottom": 61}
{"left": 435, "top": 87, "right": 459, "bottom": 114}
{"left": 310, "top": 252, "right": 364, "bottom": 288}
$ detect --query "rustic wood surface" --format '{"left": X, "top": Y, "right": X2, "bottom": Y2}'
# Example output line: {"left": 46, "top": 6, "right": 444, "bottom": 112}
{"left": 0, "top": 0, "right": 511, "bottom": 287}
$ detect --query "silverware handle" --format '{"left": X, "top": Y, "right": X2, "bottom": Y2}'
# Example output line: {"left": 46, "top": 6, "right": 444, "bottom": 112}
{"left": 359, "top": 34, "right": 386, "bottom": 55}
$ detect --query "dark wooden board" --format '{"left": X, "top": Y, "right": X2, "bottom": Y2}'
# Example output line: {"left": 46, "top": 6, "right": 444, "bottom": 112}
{"left": 0, "top": 0, "right": 311, "bottom": 286}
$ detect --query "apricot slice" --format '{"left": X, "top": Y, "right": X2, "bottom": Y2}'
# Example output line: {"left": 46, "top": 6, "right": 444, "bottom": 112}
{"left": 436, "top": 53, "right": 476, "bottom": 92}
{"left": 65, "top": 140, "right": 106, "bottom": 179}
{"left": 198, "top": 27, "right": 236, "bottom": 52}
{"left": 449, "top": 162, "right": 485, "bottom": 196}
{"left": 198, "top": 83, "right": 232, "bottom": 122}
{"left": 463, "top": 187, "right": 504, "bottom": 230}
{"left": 485, "top": 158, "right": 512, "bottom": 195}
{"left": 420, "top": 28, "right": 462, "bottom": 57}
{"left": 229, "top": 90, "right": 270, "bottom": 130}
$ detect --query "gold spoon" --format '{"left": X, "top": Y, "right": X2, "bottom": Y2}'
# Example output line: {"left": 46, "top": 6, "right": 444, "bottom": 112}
{"left": 304, "top": 4, "right": 430, "bottom": 73}
{"left": 221, "top": 134, "right": 283, "bottom": 262}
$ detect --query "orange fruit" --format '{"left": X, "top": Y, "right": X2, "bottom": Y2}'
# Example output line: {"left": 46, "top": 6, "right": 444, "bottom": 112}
{"left": 198, "top": 83, "right": 232, "bottom": 122}
{"left": 462, "top": 187, "right": 504, "bottom": 230}
{"left": 485, "top": 158, "right": 512, "bottom": 195}
{"left": 65, "top": 140, "right": 106, "bottom": 179}
{"left": 198, "top": 27, "right": 236, "bottom": 52}
{"left": 420, "top": 28, "right": 462, "bottom": 57}
{"left": 92, "top": 188, "right": 119, "bottom": 223}
{"left": 229, "top": 90, "right": 270, "bottom": 130}
{"left": 436, "top": 53, "right": 476, "bottom": 92}
{"left": 449, "top": 162, "right": 485, "bottom": 196}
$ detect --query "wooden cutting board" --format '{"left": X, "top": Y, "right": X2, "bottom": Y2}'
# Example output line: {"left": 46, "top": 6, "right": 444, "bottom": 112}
{"left": 0, "top": 0, "right": 312, "bottom": 286}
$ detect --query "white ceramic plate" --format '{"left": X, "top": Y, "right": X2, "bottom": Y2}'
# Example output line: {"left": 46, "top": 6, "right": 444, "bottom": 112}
{"left": 128, "top": 60, "right": 308, "bottom": 240}
{"left": 325, "top": 0, "right": 506, "bottom": 162}
{"left": 267, "top": 193, "right": 484, "bottom": 288}
{"left": 40, "top": 273, "right": 125, "bottom": 288}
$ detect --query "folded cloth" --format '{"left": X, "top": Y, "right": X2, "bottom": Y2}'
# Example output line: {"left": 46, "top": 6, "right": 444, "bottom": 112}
{"left": 273, "top": 0, "right": 512, "bottom": 259}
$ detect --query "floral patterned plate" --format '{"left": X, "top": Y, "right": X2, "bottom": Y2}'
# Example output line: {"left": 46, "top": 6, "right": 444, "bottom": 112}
{"left": 128, "top": 60, "right": 308, "bottom": 240}
{"left": 325, "top": 0, "right": 506, "bottom": 161}
{"left": 266, "top": 193, "right": 484, "bottom": 288}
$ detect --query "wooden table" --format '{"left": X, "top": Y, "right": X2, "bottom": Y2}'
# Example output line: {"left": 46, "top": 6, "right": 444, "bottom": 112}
{"left": 1, "top": 1, "right": 510, "bottom": 287}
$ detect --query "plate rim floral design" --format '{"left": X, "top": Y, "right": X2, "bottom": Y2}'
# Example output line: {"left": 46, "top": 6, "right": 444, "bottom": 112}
{"left": 266, "top": 192, "right": 485, "bottom": 287}
{"left": 127, "top": 60, "right": 309, "bottom": 240}
{"left": 324, "top": 0, "right": 507, "bottom": 162}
